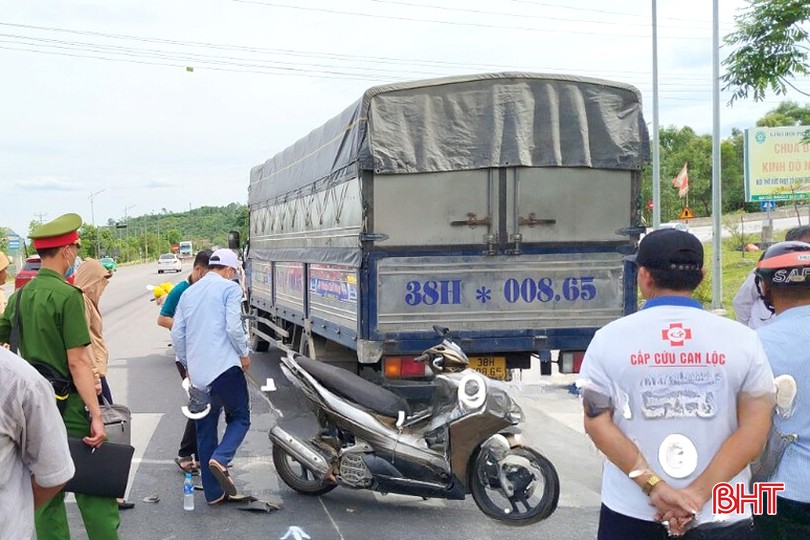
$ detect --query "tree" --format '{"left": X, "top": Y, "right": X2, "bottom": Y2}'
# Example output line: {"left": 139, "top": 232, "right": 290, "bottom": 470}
{"left": 722, "top": 0, "right": 810, "bottom": 104}
{"left": 757, "top": 101, "right": 810, "bottom": 126}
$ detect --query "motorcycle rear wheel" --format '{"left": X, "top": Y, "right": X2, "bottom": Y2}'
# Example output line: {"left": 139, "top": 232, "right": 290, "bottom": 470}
{"left": 272, "top": 444, "right": 337, "bottom": 496}
{"left": 470, "top": 445, "right": 560, "bottom": 526}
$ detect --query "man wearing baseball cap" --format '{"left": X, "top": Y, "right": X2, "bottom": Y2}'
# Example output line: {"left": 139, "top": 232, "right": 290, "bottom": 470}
{"left": 171, "top": 248, "right": 250, "bottom": 505}
{"left": 577, "top": 229, "right": 774, "bottom": 539}
{"left": 0, "top": 213, "right": 119, "bottom": 538}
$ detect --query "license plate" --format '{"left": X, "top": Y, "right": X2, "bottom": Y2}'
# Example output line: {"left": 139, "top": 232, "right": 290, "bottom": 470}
{"left": 469, "top": 356, "right": 507, "bottom": 380}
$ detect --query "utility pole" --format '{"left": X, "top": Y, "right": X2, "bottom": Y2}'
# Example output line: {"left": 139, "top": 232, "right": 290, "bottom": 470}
{"left": 89, "top": 189, "right": 105, "bottom": 257}
{"left": 651, "top": 0, "right": 661, "bottom": 229}
{"left": 124, "top": 205, "right": 136, "bottom": 262}
{"left": 711, "top": 0, "right": 723, "bottom": 310}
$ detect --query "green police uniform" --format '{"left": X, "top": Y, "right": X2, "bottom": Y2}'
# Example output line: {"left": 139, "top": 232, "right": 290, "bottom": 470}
{"left": 0, "top": 214, "right": 120, "bottom": 540}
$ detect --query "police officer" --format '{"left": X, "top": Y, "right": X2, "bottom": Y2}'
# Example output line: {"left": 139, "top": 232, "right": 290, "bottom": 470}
{"left": 0, "top": 213, "right": 120, "bottom": 539}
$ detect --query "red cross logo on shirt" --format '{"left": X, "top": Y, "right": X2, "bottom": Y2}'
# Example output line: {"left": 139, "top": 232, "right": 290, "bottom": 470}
{"left": 661, "top": 322, "right": 692, "bottom": 347}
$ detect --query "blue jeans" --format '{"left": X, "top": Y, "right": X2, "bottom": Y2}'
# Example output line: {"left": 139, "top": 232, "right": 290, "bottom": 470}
{"left": 754, "top": 496, "right": 810, "bottom": 539}
{"left": 195, "top": 366, "right": 251, "bottom": 502}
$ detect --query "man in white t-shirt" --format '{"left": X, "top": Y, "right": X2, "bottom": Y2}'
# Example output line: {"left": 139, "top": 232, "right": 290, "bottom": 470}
{"left": 578, "top": 228, "right": 775, "bottom": 539}
{"left": 0, "top": 347, "right": 75, "bottom": 540}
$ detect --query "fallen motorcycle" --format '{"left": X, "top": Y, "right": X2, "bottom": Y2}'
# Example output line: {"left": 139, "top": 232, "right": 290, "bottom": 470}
{"left": 268, "top": 326, "right": 560, "bottom": 525}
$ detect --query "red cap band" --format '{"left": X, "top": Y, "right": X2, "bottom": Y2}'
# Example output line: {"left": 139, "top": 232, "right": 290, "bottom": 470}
{"left": 32, "top": 230, "right": 79, "bottom": 249}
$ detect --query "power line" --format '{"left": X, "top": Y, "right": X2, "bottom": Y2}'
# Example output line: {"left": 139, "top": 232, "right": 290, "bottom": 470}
{"left": 227, "top": 0, "right": 715, "bottom": 40}
{"left": 0, "top": 22, "right": 722, "bottom": 84}
{"left": 367, "top": 0, "right": 733, "bottom": 30}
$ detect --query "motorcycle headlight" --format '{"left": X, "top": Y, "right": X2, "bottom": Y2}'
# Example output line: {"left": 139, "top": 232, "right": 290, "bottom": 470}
{"left": 457, "top": 372, "right": 487, "bottom": 409}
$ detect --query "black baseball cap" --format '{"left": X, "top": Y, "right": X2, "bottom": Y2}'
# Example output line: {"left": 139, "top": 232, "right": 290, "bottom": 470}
{"left": 626, "top": 228, "right": 703, "bottom": 271}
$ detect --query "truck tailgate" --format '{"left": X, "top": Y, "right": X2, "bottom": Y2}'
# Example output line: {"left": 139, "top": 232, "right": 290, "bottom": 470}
{"left": 375, "top": 253, "right": 626, "bottom": 334}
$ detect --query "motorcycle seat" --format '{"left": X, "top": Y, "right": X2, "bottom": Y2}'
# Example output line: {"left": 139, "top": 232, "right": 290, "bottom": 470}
{"left": 293, "top": 354, "right": 411, "bottom": 419}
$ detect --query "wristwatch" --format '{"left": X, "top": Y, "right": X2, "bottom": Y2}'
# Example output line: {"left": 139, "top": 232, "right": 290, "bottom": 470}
{"left": 642, "top": 473, "right": 663, "bottom": 496}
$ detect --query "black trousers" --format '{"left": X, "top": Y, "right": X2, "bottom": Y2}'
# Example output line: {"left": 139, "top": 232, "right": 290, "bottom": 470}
{"left": 598, "top": 504, "right": 756, "bottom": 540}
{"left": 175, "top": 361, "right": 198, "bottom": 459}
{"left": 754, "top": 496, "right": 810, "bottom": 539}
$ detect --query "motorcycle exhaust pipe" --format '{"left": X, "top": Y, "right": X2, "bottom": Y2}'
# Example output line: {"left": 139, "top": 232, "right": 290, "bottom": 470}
{"left": 269, "top": 426, "right": 331, "bottom": 480}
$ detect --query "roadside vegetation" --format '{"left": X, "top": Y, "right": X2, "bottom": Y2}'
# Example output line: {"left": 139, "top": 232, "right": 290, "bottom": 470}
{"left": 693, "top": 226, "right": 793, "bottom": 321}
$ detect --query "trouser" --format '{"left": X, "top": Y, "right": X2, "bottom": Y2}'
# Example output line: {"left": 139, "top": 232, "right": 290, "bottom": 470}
{"left": 36, "top": 393, "right": 120, "bottom": 539}
{"left": 36, "top": 492, "right": 120, "bottom": 540}
{"left": 196, "top": 366, "right": 251, "bottom": 502}
{"left": 754, "top": 496, "right": 810, "bottom": 539}
{"left": 598, "top": 504, "right": 755, "bottom": 540}
{"left": 175, "top": 361, "right": 197, "bottom": 458}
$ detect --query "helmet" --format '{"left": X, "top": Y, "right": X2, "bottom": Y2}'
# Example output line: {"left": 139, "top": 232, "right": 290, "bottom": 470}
{"left": 153, "top": 285, "right": 167, "bottom": 299}
{"left": 755, "top": 241, "right": 810, "bottom": 287}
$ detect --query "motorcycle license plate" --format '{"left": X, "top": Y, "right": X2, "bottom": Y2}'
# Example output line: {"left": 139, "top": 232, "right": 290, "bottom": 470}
{"left": 469, "top": 356, "right": 507, "bottom": 380}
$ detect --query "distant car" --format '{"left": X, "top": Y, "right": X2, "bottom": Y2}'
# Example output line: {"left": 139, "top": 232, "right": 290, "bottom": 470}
{"left": 656, "top": 222, "right": 691, "bottom": 234}
{"left": 15, "top": 255, "right": 41, "bottom": 290}
{"left": 157, "top": 253, "right": 182, "bottom": 274}
{"left": 15, "top": 255, "right": 79, "bottom": 289}
{"left": 99, "top": 257, "right": 118, "bottom": 272}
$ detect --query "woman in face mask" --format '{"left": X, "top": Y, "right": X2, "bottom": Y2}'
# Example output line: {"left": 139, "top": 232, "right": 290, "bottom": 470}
{"left": 73, "top": 259, "right": 135, "bottom": 510}
{"left": 73, "top": 258, "right": 112, "bottom": 398}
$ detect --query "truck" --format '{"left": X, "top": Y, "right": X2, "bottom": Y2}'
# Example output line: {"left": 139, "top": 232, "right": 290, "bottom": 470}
{"left": 245, "top": 72, "right": 649, "bottom": 390}
{"left": 178, "top": 241, "right": 193, "bottom": 259}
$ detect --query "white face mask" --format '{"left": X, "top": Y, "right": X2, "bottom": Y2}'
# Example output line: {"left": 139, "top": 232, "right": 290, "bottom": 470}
{"left": 64, "top": 245, "right": 78, "bottom": 277}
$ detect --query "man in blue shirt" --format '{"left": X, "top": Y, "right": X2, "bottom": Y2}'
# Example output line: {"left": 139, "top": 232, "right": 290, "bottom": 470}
{"left": 754, "top": 241, "right": 810, "bottom": 538}
{"left": 157, "top": 249, "right": 212, "bottom": 474}
{"left": 171, "top": 249, "right": 250, "bottom": 505}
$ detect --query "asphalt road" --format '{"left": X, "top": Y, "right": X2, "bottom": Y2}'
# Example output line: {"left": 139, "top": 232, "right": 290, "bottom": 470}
{"left": 22, "top": 261, "right": 606, "bottom": 540}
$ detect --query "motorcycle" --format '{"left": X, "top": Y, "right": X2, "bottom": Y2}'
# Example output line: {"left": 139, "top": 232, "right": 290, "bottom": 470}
{"left": 268, "top": 325, "right": 560, "bottom": 525}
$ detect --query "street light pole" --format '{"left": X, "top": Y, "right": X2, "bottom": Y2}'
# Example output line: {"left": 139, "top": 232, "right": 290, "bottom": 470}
{"left": 89, "top": 189, "right": 105, "bottom": 257}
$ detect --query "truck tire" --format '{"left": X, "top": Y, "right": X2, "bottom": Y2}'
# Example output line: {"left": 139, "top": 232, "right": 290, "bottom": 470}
{"left": 300, "top": 333, "right": 358, "bottom": 372}
{"left": 247, "top": 308, "right": 270, "bottom": 353}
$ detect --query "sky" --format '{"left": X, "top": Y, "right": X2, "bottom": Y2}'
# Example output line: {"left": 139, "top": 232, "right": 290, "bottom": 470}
{"left": 2, "top": 0, "right": 809, "bottom": 241}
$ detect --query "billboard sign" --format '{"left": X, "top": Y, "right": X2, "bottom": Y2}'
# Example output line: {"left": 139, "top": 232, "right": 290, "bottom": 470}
{"left": 745, "top": 126, "right": 810, "bottom": 202}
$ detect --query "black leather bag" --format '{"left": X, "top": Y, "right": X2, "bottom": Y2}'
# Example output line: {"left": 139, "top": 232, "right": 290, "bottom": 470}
{"left": 63, "top": 438, "right": 135, "bottom": 498}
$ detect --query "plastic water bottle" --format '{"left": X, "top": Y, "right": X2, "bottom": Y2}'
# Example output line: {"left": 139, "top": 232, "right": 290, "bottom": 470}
{"left": 183, "top": 472, "right": 195, "bottom": 510}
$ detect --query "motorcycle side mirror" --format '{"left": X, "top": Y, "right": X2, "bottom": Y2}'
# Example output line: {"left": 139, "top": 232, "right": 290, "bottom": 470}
{"left": 228, "top": 230, "right": 241, "bottom": 250}
{"left": 433, "top": 325, "right": 450, "bottom": 337}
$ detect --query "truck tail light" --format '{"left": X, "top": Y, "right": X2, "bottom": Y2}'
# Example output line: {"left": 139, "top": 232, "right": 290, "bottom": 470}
{"left": 384, "top": 357, "right": 428, "bottom": 379}
{"left": 559, "top": 351, "right": 585, "bottom": 374}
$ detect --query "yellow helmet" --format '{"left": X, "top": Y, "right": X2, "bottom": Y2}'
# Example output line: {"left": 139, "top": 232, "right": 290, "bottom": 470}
{"left": 153, "top": 286, "right": 167, "bottom": 299}
{"left": 161, "top": 282, "right": 174, "bottom": 292}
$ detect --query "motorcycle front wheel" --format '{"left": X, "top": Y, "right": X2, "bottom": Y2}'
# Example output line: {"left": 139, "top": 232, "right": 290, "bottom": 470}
{"left": 272, "top": 444, "right": 337, "bottom": 496}
{"left": 470, "top": 445, "right": 560, "bottom": 526}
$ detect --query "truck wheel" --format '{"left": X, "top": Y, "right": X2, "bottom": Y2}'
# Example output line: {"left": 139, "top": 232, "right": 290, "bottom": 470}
{"left": 300, "top": 333, "right": 357, "bottom": 368}
{"left": 247, "top": 308, "right": 270, "bottom": 352}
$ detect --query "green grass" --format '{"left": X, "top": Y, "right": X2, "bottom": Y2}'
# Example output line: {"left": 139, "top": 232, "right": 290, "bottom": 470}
{"left": 693, "top": 238, "right": 759, "bottom": 320}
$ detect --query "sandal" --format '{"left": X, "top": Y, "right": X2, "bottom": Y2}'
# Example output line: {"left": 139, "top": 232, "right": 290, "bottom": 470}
{"left": 175, "top": 456, "right": 199, "bottom": 474}
{"left": 208, "top": 459, "right": 237, "bottom": 497}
